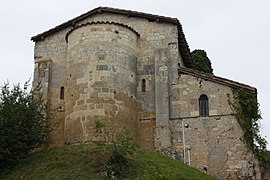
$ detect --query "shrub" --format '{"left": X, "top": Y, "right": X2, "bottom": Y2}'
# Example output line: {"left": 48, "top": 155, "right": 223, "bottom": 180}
{"left": 94, "top": 120, "right": 136, "bottom": 178}
{"left": 0, "top": 82, "right": 48, "bottom": 173}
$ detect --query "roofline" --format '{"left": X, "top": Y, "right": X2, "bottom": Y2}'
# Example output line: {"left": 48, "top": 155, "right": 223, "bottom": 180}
{"left": 30, "top": 6, "right": 194, "bottom": 68}
{"left": 178, "top": 67, "right": 257, "bottom": 93}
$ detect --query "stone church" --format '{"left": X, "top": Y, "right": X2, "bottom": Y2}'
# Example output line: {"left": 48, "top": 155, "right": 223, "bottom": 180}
{"left": 31, "top": 7, "right": 268, "bottom": 179}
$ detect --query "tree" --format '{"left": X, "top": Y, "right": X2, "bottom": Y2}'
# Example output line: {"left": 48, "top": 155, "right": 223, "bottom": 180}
{"left": 0, "top": 82, "right": 48, "bottom": 173}
{"left": 191, "top": 49, "right": 213, "bottom": 74}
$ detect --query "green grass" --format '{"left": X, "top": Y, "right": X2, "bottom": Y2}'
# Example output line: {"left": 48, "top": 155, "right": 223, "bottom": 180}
{"left": 1, "top": 144, "right": 215, "bottom": 179}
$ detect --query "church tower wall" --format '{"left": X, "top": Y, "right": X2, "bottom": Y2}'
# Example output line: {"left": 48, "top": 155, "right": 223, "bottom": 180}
{"left": 33, "top": 28, "right": 69, "bottom": 145}
{"left": 64, "top": 23, "right": 138, "bottom": 143}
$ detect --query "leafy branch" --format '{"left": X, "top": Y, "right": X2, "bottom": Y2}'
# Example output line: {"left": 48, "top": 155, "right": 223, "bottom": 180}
{"left": 228, "top": 88, "right": 269, "bottom": 166}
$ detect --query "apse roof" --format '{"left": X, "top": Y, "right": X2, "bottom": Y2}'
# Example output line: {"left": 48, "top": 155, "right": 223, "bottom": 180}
{"left": 31, "top": 6, "right": 194, "bottom": 68}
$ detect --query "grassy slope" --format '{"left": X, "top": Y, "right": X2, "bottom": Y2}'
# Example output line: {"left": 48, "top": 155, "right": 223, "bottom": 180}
{"left": 1, "top": 144, "right": 215, "bottom": 180}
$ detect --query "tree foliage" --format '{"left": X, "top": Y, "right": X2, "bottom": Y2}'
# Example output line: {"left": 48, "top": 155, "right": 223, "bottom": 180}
{"left": 191, "top": 49, "right": 213, "bottom": 74}
{"left": 229, "top": 88, "right": 269, "bottom": 166}
{"left": 0, "top": 82, "right": 48, "bottom": 172}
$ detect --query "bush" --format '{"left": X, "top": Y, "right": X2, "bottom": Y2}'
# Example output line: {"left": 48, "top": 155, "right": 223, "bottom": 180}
{"left": 94, "top": 120, "right": 137, "bottom": 178}
{"left": 0, "top": 82, "right": 48, "bottom": 173}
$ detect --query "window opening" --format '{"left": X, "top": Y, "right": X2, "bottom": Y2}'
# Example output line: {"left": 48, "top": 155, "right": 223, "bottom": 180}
{"left": 141, "top": 79, "right": 146, "bottom": 92}
{"left": 199, "top": 94, "right": 209, "bottom": 117}
{"left": 60, "top": 86, "right": 65, "bottom": 100}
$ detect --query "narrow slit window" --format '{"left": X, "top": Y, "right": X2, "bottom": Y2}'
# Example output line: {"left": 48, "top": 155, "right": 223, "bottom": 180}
{"left": 60, "top": 86, "right": 65, "bottom": 100}
{"left": 141, "top": 79, "right": 146, "bottom": 92}
{"left": 199, "top": 94, "right": 209, "bottom": 117}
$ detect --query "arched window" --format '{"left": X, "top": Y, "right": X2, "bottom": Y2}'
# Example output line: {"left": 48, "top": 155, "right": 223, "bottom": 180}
{"left": 141, "top": 79, "right": 146, "bottom": 92}
{"left": 199, "top": 94, "right": 209, "bottom": 117}
{"left": 60, "top": 86, "right": 65, "bottom": 100}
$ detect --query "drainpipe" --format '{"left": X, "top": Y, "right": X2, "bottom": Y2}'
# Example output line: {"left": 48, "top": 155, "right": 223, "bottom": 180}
{"left": 188, "top": 145, "right": 191, "bottom": 166}
{"left": 182, "top": 120, "right": 186, "bottom": 164}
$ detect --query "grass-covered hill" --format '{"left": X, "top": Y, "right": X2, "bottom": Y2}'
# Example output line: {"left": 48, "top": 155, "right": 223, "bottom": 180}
{"left": 1, "top": 144, "right": 215, "bottom": 179}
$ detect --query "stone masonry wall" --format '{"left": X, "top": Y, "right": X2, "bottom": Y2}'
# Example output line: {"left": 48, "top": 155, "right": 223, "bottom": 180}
{"left": 170, "top": 73, "right": 258, "bottom": 179}
{"left": 33, "top": 12, "right": 181, "bottom": 148}
{"left": 65, "top": 23, "right": 138, "bottom": 143}
{"left": 33, "top": 27, "right": 69, "bottom": 145}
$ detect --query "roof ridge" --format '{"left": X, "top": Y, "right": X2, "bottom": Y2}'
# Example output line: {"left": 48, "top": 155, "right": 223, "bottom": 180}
{"left": 30, "top": 6, "right": 193, "bottom": 68}
{"left": 31, "top": 6, "right": 178, "bottom": 41}
{"left": 178, "top": 67, "right": 256, "bottom": 93}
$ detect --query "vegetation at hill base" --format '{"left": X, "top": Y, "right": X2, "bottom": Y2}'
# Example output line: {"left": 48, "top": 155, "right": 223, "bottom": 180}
{"left": 0, "top": 144, "right": 216, "bottom": 180}
{"left": 0, "top": 82, "right": 48, "bottom": 173}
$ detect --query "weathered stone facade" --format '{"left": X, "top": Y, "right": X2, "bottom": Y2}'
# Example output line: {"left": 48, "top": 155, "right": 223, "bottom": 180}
{"left": 32, "top": 7, "right": 268, "bottom": 179}
{"left": 172, "top": 71, "right": 256, "bottom": 178}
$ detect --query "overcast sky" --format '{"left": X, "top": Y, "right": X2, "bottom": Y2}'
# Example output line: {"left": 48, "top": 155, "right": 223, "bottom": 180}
{"left": 0, "top": 0, "right": 269, "bottom": 149}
